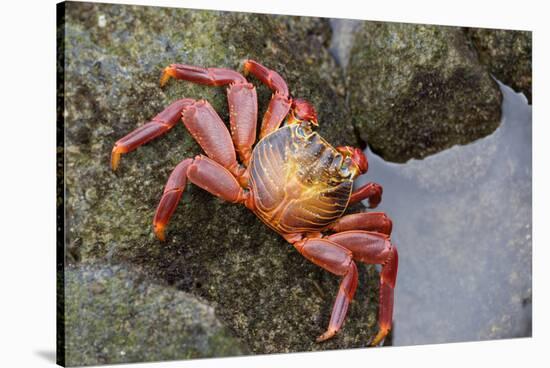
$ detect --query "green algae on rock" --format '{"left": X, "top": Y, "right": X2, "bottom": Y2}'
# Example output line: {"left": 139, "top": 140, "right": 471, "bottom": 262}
{"left": 63, "top": 263, "right": 245, "bottom": 366}
{"left": 347, "top": 22, "right": 502, "bottom": 163}
{"left": 467, "top": 28, "right": 532, "bottom": 103}
{"left": 62, "top": 1, "right": 378, "bottom": 359}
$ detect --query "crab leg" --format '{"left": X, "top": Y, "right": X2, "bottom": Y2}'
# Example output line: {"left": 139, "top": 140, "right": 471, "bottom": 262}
{"left": 111, "top": 98, "right": 195, "bottom": 171}
{"left": 181, "top": 100, "right": 243, "bottom": 176}
{"left": 292, "top": 237, "right": 359, "bottom": 342}
{"left": 327, "top": 212, "right": 393, "bottom": 236}
{"left": 161, "top": 64, "right": 248, "bottom": 87}
{"left": 327, "top": 231, "right": 398, "bottom": 346}
{"left": 349, "top": 182, "right": 383, "bottom": 208}
{"left": 161, "top": 64, "right": 258, "bottom": 165}
{"left": 227, "top": 84, "right": 258, "bottom": 165}
{"left": 243, "top": 60, "right": 292, "bottom": 139}
{"left": 153, "top": 155, "right": 248, "bottom": 241}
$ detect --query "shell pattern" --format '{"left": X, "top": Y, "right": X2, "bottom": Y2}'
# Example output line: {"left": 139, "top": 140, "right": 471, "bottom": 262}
{"left": 249, "top": 124, "right": 353, "bottom": 234}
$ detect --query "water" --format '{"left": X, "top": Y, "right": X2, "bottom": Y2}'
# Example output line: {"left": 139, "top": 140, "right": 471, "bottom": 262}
{"left": 356, "top": 82, "right": 532, "bottom": 345}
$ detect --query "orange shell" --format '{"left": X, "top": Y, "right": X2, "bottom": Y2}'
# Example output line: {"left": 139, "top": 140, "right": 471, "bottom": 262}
{"left": 249, "top": 124, "right": 353, "bottom": 234}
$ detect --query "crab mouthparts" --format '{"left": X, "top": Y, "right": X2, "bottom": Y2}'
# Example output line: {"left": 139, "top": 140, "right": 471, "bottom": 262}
{"left": 336, "top": 146, "right": 368, "bottom": 175}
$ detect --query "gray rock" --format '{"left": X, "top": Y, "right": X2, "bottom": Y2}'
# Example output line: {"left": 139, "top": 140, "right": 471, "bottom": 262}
{"left": 62, "top": 1, "right": 379, "bottom": 359}
{"left": 347, "top": 22, "right": 502, "bottom": 162}
{"left": 467, "top": 28, "right": 532, "bottom": 103}
{"left": 63, "top": 263, "right": 245, "bottom": 366}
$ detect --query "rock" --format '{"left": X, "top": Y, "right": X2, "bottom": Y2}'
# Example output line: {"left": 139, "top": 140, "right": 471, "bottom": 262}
{"left": 347, "top": 22, "right": 502, "bottom": 162}
{"left": 63, "top": 263, "right": 245, "bottom": 366}
{"left": 466, "top": 28, "right": 532, "bottom": 103}
{"left": 62, "top": 1, "right": 379, "bottom": 358}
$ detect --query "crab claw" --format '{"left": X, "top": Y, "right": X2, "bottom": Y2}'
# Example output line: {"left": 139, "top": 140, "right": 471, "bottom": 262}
{"left": 336, "top": 146, "right": 368, "bottom": 175}
{"left": 291, "top": 99, "right": 318, "bottom": 126}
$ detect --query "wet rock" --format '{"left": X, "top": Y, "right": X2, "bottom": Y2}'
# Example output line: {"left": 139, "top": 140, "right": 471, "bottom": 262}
{"left": 63, "top": 263, "right": 245, "bottom": 366}
{"left": 62, "top": 1, "right": 378, "bottom": 358}
{"left": 467, "top": 28, "right": 532, "bottom": 103}
{"left": 347, "top": 22, "right": 502, "bottom": 162}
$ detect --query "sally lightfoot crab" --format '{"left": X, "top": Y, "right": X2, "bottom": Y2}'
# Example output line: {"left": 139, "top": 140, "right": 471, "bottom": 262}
{"left": 111, "top": 60, "right": 398, "bottom": 346}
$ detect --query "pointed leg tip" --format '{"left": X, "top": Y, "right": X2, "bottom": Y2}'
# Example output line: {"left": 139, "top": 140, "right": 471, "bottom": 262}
{"left": 154, "top": 223, "right": 166, "bottom": 241}
{"left": 160, "top": 66, "right": 174, "bottom": 87}
{"left": 242, "top": 60, "right": 254, "bottom": 76}
{"left": 155, "top": 230, "right": 166, "bottom": 242}
{"left": 369, "top": 329, "right": 389, "bottom": 347}
{"left": 159, "top": 74, "right": 170, "bottom": 88}
{"left": 111, "top": 150, "right": 121, "bottom": 171}
{"left": 316, "top": 329, "right": 337, "bottom": 343}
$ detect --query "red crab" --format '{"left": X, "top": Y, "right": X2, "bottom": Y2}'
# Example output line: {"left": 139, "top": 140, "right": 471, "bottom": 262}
{"left": 111, "top": 60, "right": 398, "bottom": 346}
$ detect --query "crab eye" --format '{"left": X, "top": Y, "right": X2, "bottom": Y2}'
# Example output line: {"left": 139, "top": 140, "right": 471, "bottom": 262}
{"left": 339, "top": 158, "right": 354, "bottom": 178}
{"left": 340, "top": 166, "right": 350, "bottom": 177}
{"left": 295, "top": 123, "right": 312, "bottom": 138}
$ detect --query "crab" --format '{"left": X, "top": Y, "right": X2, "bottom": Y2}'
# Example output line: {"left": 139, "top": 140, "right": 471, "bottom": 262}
{"left": 111, "top": 60, "right": 398, "bottom": 346}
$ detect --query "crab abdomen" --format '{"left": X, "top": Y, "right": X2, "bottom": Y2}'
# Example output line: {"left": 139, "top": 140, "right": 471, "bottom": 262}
{"left": 249, "top": 125, "right": 352, "bottom": 234}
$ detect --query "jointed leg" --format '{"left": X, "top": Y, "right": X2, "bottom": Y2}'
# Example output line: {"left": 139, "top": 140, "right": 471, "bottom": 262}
{"left": 244, "top": 60, "right": 292, "bottom": 139}
{"left": 327, "top": 230, "right": 398, "bottom": 346}
{"left": 111, "top": 98, "right": 194, "bottom": 170}
{"left": 161, "top": 64, "right": 258, "bottom": 165}
{"left": 153, "top": 155, "right": 248, "bottom": 240}
{"left": 328, "top": 212, "right": 393, "bottom": 236}
{"left": 242, "top": 60, "right": 289, "bottom": 96}
{"left": 292, "top": 237, "right": 359, "bottom": 342}
{"left": 181, "top": 100, "right": 242, "bottom": 176}
{"left": 349, "top": 182, "right": 383, "bottom": 208}
{"left": 153, "top": 158, "right": 193, "bottom": 241}
{"left": 227, "top": 84, "right": 257, "bottom": 165}
{"left": 161, "top": 64, "right": 248, "bottom": 87}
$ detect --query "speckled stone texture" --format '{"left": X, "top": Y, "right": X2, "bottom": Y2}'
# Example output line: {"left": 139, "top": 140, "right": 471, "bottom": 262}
{"left": 64, "top": 263, "right": 246, "bottom": 366}
{"left": 61, "top": 2, "right": 380, "bottom": 364}
{"left": 347, "top": 22, "right": 502, "bottom": 162}
{"left": 466, "top": 28, "right": 532, "bottom": 103}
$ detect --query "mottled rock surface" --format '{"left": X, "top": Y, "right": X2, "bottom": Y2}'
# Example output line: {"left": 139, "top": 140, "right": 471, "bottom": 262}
{"left": 64, "top": 263, "right": 245, "bottom": 366}
{"left": 347, "top": 22, "right": 502, "bottom": 162}
{"left": 467, "top": 28, "right": 532, "bottom": 103}
{"left": 62, "top": 2, "right": 379, "bottom": 363}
